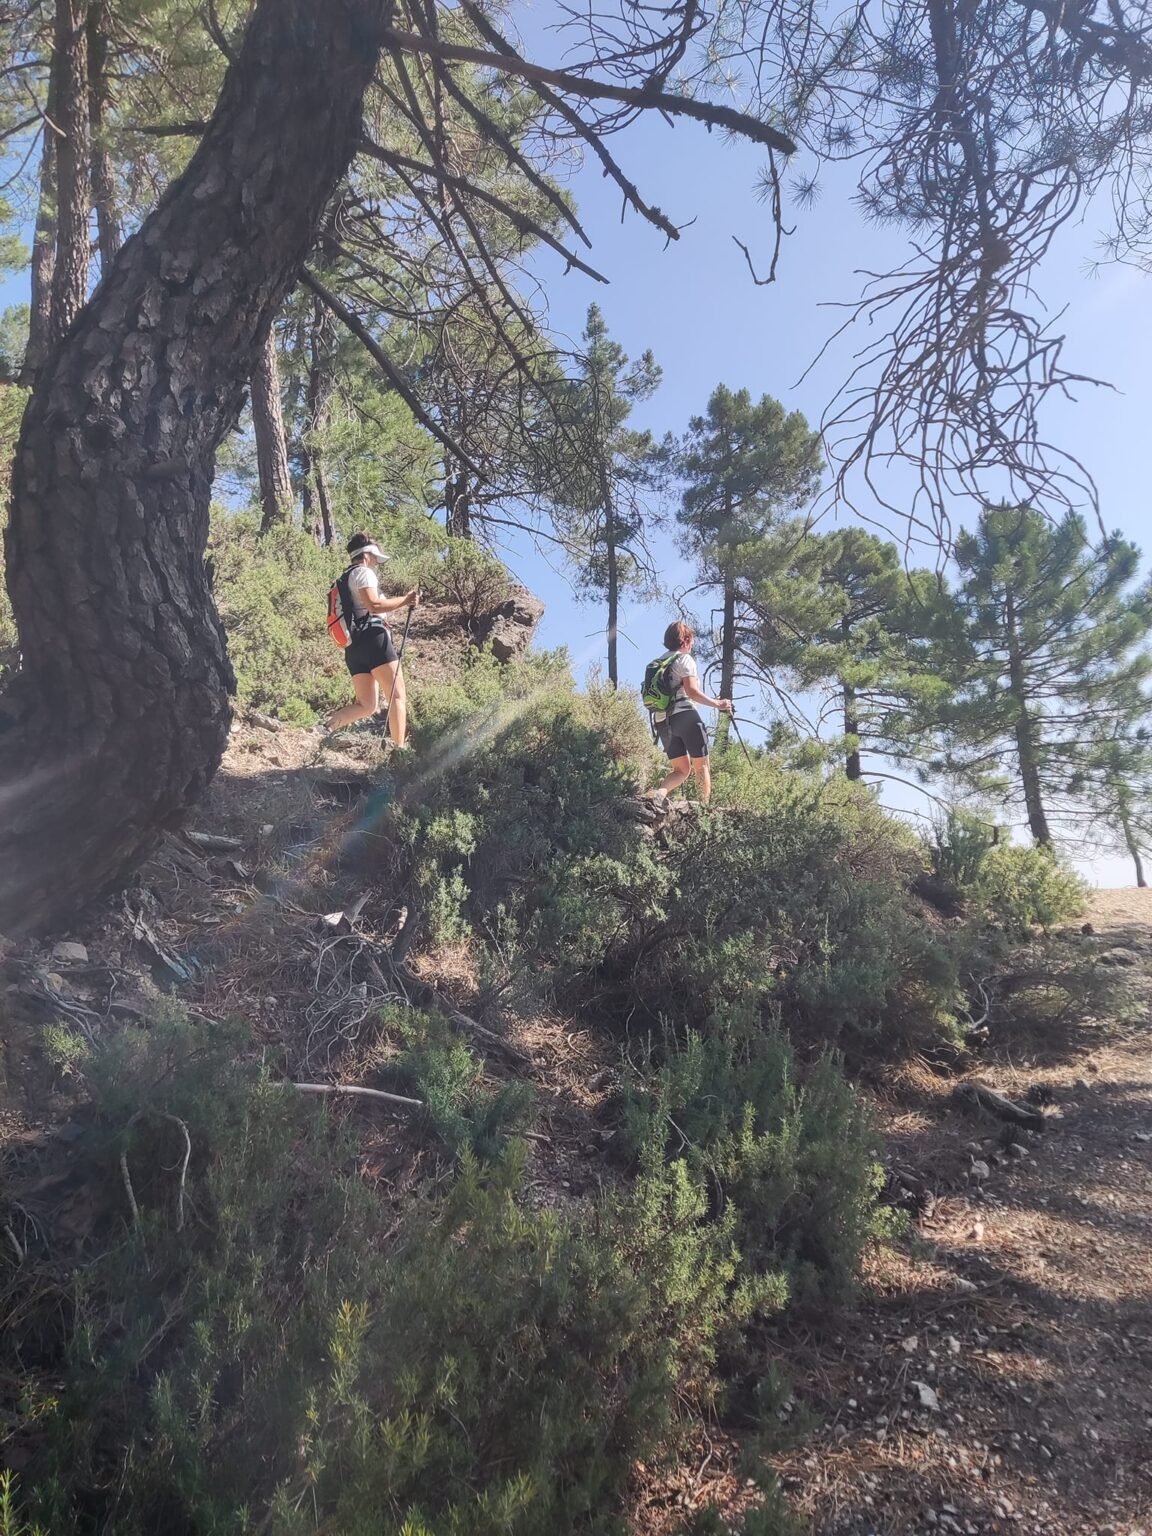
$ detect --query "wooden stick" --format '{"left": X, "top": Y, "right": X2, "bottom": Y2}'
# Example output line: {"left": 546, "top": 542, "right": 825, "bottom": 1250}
{"left": 292, "top": 1082, "right": 424, "bottom": 1111}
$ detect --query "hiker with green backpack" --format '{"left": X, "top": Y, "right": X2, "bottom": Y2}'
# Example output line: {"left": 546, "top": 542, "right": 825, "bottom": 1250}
{"left": 641, "top": 620, "right": 732, "bottom": 806}
{"left": 324, "top": 532, "right": 421, "bottom": 747}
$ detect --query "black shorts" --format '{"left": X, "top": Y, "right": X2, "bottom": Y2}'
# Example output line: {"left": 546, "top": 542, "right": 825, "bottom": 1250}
{"left": 345, "top": 624, "right": 398, "bottom": 676}
{"left": 656, "top": 709, "right": 709, "bottom": 761}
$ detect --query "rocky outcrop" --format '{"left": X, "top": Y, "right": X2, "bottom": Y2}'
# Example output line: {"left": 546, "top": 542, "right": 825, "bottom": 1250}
{"left": 472, "top": 587, "right": 545, "bottom": 663}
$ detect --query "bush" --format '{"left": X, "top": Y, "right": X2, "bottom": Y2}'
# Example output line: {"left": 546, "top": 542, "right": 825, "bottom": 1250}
{"left": 424, "top": 537, "right": 513, "bottom": 623}
{"left": 395, "top": 656, "right": 649, "bottom": 946}
{"left": 973, "top": 844, "right": 1086, "bottom": 936}
{"left": 389, "top": 1007, "right": 534, "bottom": 1159}
{"left": 620, "top": 1014, "right": 886, "bottom": 1305}
{"left": 929, "top": 809, "right": 998, "bottom": 889}
{"left": 20, "top": 1009, "right": 765, "bottom": 1536}
{"left": 545, "top": 760, "right": 961, "bottom": 1059}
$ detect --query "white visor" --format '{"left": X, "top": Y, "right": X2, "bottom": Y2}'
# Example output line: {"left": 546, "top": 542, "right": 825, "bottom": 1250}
{"left": 352, "top": 543, "right": 389, "bottom": 560}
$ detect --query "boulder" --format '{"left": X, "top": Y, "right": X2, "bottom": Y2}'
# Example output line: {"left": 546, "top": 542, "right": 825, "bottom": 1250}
{"left": 473, "top": 588, "right": 545, "bottom": 663}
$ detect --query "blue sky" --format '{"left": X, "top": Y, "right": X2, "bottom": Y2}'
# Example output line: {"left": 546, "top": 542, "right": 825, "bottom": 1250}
{"left": 2, "top": 19, "right": 1150, "bottom": 880}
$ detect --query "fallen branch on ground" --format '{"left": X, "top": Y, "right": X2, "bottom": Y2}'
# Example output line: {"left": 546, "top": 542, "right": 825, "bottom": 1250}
{"left": 953, "top": 1082, "right": 1046, "bottom": 1132}
{"left": 292, "top": 1082, "right": 424, "bottom": 1110}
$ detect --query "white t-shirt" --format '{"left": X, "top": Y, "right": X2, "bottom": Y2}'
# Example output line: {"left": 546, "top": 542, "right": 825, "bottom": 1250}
{"left": 652, "top": 651, "right": 698, "bottom": 722}
{"left": 347, "top": 563, "right": 380, "bottom": 619}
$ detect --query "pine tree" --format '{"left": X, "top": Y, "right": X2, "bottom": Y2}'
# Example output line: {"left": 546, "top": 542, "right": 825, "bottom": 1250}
{"left": 674, "top": 387, "right": 822, "bottom": 720}
{"left": 942, "top": 505, "right": 1152, "bottom": 847}
{"left": 748, "top": 525, "right": 950, "bottom": 780}
{"left": 552, "top": 304, "right": 661, "bottom": 686}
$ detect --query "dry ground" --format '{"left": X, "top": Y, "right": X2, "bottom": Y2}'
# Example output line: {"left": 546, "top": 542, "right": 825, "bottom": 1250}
{"left": 635, "top": 893, "right": 1152, "bottom": 1536}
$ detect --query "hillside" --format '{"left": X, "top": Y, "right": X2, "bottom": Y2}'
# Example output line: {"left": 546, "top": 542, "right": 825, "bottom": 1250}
{"left": 1, "top": 587, "right": 1149, "bottom": 1536}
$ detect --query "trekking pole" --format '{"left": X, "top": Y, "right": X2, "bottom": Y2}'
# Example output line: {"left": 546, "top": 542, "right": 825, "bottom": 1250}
{"left": 728, "top": 708, "right": 754, "bottom": 768}
{"left": 381, "top": 599, "right": 415, "bottom": 744}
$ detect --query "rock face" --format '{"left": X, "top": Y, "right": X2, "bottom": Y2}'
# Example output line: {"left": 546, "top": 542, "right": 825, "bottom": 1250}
{"left": 473, "top": 588, "right": 545, "bottom": 663}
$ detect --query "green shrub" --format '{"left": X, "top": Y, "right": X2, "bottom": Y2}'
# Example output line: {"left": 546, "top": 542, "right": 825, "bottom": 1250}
{"left": 621, "top": 1014, "right": 885, "bottom": 1304}
{"left": 973, "top": 844, "right": 1086, "bottom": 936}
{"left": 547, "top": 760, "right": 961, "bottom": 1059}
{"left": 390, "top": 1008, "right": 534, "bottom": 1160}
{"left": 22, "top": 1010, "right": 760, "bottom": 1536}
{"left": 396, "top": 658, "right": 648, "bottom": 941}
{"left": 425, "top": 538, "right": 513, "bottom": 622}
{"left": 929, "top": 809, "right": 998, "bottom": 889}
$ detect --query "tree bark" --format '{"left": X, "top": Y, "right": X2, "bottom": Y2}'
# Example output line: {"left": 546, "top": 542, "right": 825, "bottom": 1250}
{"left": 842, "top": 614, "right": 861, "bottom": 780}
{"left": 48, "top": 0, "right": 92, "bottom": 344}
{"left": 304, "top": 296, "right": 336, "bottom": 546}
{"left": 0, "top": 0, "right": 388, "bottom": 933}
{"left": 19, "top": 59, "right": 61, "bottom": 385}
{"left": 87, "top": 0, "right": 122, "bottom": 269}
{"left": 1005, "top": 585, "right": 1051, "bottom": 846}
{"left": 1119, "top": 805, "right": 1147, "bottom": 888}
{"left": 445, "top": 460, "right": 472, "bottom": 538}
{"left": 604, "top": 498, "right": 619, "bottom": 687}
{"left": 253, "top": 321, "right": 295, "bottom": 532}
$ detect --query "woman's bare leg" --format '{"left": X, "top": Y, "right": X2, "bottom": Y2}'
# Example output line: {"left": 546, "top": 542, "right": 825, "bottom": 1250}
{"left": 689, "top": 757, "right": 712, "bottom": 804}
{"left": 374, "top": 661, "right": 406, "bottom": 746}
{"left": 326, "top": 672, "right": 378, "bottom": 730}
{"left": 651, "top": 755, "right": 691, "bottom": 798}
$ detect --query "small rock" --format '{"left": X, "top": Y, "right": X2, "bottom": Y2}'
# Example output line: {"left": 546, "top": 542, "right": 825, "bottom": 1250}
{"left": 954, "top": 1277, "right": 978, "bottom": 1292}
{"left": 1132, "top": 1131, "right": 1152, "bottom": 1144}
{"left": 51, "top": 940, "right": 88, "bottom": 964}
{"left": 947, "top": 1335, "right": 961, "bottom": 1354}
{"left": 902, "top": 1335, "right": 920, "bottom": 1353}
{"left": 969, "top": 1221, "right": 985, "bottom": 1241}
{"left": 1081, "top": 922, "right": 1095, "bottom": 935}
{"left": 969, "top": 1159, "right": 991, "bottom": 1182}
{"left": 911, "top": 1381, "right": 940, "bottom": 1411}
{"left": 1005, "top": 1143, "right": 1028, "bottom": 1159}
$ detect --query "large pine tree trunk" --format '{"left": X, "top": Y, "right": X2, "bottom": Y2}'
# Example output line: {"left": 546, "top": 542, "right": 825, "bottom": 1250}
{"left": 87, "top": 0, "right": 122, "bottom": 269}
{"left": 1005, "top": 586, "right": 1051, "bottom": 846}
{"left": 0, "top": 0, "right": 388, "bottom": 933}
{"left": 253, "top": 322, "right": 295, "bottom": 532}
{"left": 19, "top": 60, "right": 60, "bottom": 384}
{"left": 49, "top": 0, "right": 92, "bottom": 342}
{"left": 304, "top": 296, "right": 336, "bottom": 546}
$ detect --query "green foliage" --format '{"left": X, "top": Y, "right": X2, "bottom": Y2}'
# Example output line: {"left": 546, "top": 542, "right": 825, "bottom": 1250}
{"left": 24, "top": 1010, "right": 771, "bottom": 1536}
{"left": 399, "top": 654, "right": 648, "bottom": 941}
{"left": 973, "top": 844, "right": 1086, "bottom": 936}
{"left": 0, "top": 1473, "right": 46, "bottom": 1536}
{"left": 390, "top": 1008, "right": 534, "bottom": 1159}
{"left": 209, "top": 511, "right": 348, "bottom": 719}
{"left": 929, "top": 809, "right": 998, "bottom": 889}
{"left": 621, "top": 1015, "right": 885, "bottom": 1304}
{"left": 425, "top": 537, "right": 513, "bottom": 622}
{"left": 943, "top": 505, "right": 1152, "bottom": 843}
{"left": 548, "top": 758, "right": 961, "bottom": 1058}
{"left": 748, "top": 524, "right": 951, "bottom": 776}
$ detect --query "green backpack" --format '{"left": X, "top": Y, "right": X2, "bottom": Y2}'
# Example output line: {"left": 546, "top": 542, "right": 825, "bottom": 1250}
{"left": 641, "top": 651, "right": 679, "bottom": 714}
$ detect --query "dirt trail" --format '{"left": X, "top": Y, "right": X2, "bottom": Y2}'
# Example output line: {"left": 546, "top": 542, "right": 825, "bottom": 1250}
{"left": 665, "top": 891, "right": 1152, "bottom": 1536}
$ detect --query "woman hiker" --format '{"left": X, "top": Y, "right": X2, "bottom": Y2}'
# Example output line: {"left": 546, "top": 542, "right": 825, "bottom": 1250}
{"left": 324, "top": 532, "right": 421, "bottom": 747}
{"left": 644, "top": 620, "right": 732, "bottom": 806}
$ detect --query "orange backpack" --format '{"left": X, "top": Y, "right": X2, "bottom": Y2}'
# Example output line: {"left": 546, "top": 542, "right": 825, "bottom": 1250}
{"left": 326, "top": 568, "right": 359, "bottom": 649}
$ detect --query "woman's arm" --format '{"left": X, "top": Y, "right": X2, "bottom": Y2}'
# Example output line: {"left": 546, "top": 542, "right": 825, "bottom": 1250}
{"left": 681, "top": 677, "right": 732, "bottom": 713}
{"left": 361, "top": 587, "right": 421, "bottom": 616}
